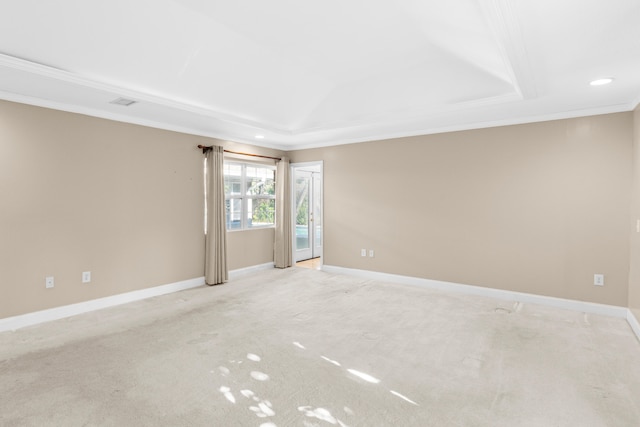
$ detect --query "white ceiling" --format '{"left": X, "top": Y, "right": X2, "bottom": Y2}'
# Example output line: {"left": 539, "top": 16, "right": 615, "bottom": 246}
{"left": 0, "top": 0, "right": 639, "bottom": 150}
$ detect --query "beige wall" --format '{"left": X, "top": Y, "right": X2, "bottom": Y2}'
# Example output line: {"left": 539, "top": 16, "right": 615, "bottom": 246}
{"left": 0, "top": 100, "right": 281, "bottom": 318}
{"left": 629, "top": 106, "right": 640, "bottom": 321}
{"left": 1, "top": 98, "right": 635, "bottom": 319}
{"left": 227, "top": 228, "right": 275, "bottom": 271}
{"left": 290, "top": 113, "right": 633, "bottom": 306}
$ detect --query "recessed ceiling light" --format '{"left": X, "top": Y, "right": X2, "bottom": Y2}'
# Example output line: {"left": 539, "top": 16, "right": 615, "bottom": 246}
{"left": 109, "top": 97, "right": 137, "bottom": 106}
{"left": 255, "top": 134, "right": 265, "bottom": 139}
{"left": 590, "top": 78, "right": 614, "bottom": 86}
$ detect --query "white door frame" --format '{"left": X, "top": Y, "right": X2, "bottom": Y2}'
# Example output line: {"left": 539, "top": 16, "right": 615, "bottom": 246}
{"left": 291, "top": 161, "right": 323, "bottom": 263}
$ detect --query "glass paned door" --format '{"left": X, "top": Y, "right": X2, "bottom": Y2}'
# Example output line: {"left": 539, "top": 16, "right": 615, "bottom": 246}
{"left": 295, "top": 171, "right": 312, "bottom": 261}
{"left": 313, "top": 172, "right": 322, "bottom": 258}
{"left": 294, "top": 167, "right": 322, "bottom": 262}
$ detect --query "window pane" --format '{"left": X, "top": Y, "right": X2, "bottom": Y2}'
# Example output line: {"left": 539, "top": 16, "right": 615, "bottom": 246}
{"left": 296, "top": 224, "right": 310, "bottom": 250}
{"left": 225, "top": 199, "right": 242, "bottom": 230}
{"left": 295, "top": 176, "right": 309, "bottom": 227}
{"left": 295, "top": 176, "right": 310, "bottom": 249}
{"left": 222, "top": 162, "right": 277, "bottom": 230}
{"left": 246, "top": 166, "right": 275, "bottom": 196}
{"left": 313, "top": 173, "right": 322, "bottom": 247}
{"left": 248, "top": 198, "right": 275, "bottom": 227}
{"left": 224, "top": 163, "right": 242, "bottom": 196}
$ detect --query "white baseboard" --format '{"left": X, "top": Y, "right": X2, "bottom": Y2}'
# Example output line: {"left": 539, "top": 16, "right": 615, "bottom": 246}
{"left": 321, "top": 265, "right": 628, "bottom": 319}
{"left": 229, "top": 262, "right": 274, "bottom": 280}
{"left": 4, "top": 263, "right": 635, "bottom": 338}
{"left": 628, "top": 310, "right": 640, "bottom": 342}
{"left": 0, "top": 263, "right": 276, "bottom": 333}
{"left": 0, "top": 276, "right": 206, "bottom": 333}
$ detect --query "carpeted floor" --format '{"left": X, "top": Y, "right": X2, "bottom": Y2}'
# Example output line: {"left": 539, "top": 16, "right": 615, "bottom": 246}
{"left": 1, "top": 267, "right": 639, "bottom": 426}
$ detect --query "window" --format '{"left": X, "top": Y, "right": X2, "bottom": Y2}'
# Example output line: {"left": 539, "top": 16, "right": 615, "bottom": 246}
{"left": 224, "top": 162, "right": 276, "bottom": 230}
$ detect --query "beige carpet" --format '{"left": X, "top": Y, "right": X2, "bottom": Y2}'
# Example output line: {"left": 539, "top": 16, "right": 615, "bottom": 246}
{"left": 1, "top": 267, "right": 639, "bottom": 426}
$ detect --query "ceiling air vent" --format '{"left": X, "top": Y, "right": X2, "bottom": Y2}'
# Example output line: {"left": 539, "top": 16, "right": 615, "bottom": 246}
{"left": 109, "top": 97, "right": 137, "bottom": 107}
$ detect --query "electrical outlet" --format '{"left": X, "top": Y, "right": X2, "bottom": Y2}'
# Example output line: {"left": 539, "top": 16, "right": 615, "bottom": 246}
{"left": 82, "top": 271, "right": 91, "bottom": 283}
{"left": 594, "top": 274, "right": 604, "bottom": 286}
{"left": 45, "top": 276, "right": 54, "bottom": 289}
{"left": 361, "top": 249, "right": 367, "bottom": 257}
{"left": 369, "top": 249, "right": 374, "bottom": 258}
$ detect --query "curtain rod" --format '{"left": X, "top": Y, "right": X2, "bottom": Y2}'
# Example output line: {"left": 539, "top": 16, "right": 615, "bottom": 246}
{"left": 197, "top": 145, "right": 281, "bottom": 161}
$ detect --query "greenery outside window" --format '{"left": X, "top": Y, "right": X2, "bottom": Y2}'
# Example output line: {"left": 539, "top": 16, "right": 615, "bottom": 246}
{"left": 224, "top": 162, "right": 276, "bottom": 230}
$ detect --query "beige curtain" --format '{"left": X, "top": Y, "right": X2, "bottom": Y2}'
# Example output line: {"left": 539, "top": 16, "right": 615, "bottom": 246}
{"left": 274, "top": 157, "right": 292, "bottom": 268}
{"left": 205, "top": 145, "right": 228, "bottom": 285}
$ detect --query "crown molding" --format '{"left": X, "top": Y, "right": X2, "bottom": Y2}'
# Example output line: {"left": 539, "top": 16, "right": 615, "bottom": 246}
{"left": 630, "top": 91, "right": 640, "bottom": 112}
{"left": 283, "top": 102, "right": 633, "bottom": 151}
{"left": 1, "top": 53, "right": 635, "bottom": 152}
{"left": 0, "top": 90, "right": 291, "bottom": 151}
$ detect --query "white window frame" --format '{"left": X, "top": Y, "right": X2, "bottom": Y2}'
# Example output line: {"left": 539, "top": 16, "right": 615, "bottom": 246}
{"left": 224, "top": 161, "right": 276, "bottom": 231}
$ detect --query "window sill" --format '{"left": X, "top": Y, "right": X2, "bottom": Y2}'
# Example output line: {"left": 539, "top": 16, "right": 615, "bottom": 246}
{"left": 227, "top": 226, "right": 276, "bottom": 233}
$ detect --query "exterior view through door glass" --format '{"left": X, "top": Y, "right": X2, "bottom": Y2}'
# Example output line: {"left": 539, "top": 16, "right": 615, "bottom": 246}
{"left": 294, "top": 165, "right": 322, "bottom": 262}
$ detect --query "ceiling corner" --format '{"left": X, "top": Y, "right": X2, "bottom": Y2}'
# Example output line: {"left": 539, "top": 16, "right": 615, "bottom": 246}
{"left": 479, "top": 0, "right": 537, "bottom": 100}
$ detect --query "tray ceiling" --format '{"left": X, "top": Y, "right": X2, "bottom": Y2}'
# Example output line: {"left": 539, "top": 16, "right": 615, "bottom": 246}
{"left": 0, "top": 0, "right": 639, "bottom": 149}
